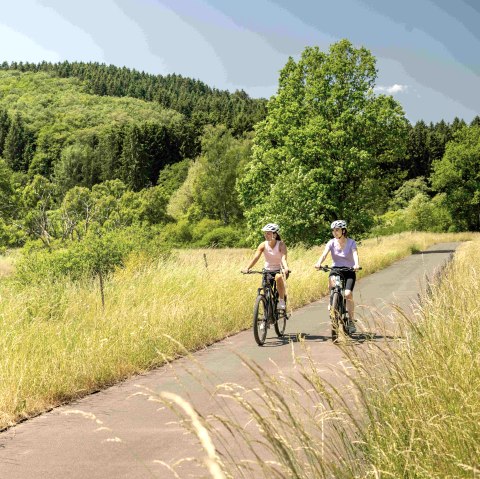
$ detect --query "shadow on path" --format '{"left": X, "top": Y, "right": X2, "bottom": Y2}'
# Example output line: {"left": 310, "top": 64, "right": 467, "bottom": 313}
{"left": 261, "top": 331, "right": 401, "bottom": 347}
{"left": 413, "top": 249, "right": 455, "bottom": 254}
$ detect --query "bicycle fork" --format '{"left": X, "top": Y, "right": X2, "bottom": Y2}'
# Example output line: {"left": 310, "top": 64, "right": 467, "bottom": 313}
{"left": 330, "top": 287, "right": 347, "bottom": 340}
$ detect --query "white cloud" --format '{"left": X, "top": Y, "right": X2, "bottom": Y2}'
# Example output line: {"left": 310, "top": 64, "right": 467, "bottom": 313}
{"left": 375, "top": 84, "right": 408, "bottom": 94}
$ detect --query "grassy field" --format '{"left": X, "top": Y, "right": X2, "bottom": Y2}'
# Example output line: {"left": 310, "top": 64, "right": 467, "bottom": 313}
{"left": 357, "top": 237, "right": 480, "bottom": 478}
{"left": 171, "top": 235, "right": 480, "bottom": 478}
{"left": 0, "top": 232, "right": 475, "bottom": 430}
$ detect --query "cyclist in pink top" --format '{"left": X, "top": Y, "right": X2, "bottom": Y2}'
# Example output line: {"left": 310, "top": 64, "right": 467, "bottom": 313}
{"left": 242, "top": 223, "right": 290, "bottom": 310}
{"left": 315, "top": 220, "right": 360, "bottom": 333}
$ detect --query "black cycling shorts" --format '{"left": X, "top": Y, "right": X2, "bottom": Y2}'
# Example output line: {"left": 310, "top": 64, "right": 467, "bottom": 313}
{"left": 329, "top": 270, "right": 356, "bottom": 291}
{"left": 264, "top": 270, "right": 281, "bottom": 287}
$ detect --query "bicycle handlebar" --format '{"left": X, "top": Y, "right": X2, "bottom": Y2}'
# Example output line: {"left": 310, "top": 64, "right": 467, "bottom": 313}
{"left": 316, "top": 265, "right": 362, "bottom": 272}
{"left": 241, "top": 269, "right": 292, "bottom": 275}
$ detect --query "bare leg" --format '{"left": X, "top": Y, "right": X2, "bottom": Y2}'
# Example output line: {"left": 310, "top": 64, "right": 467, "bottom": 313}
{"left": 345, "top": 290, "right": 355, "bottom": 320}
{"left": 275, "top": 274, "right": 285, "bottom": 300}
{"left": 328, "top": 277, "right": 336, "bottom": 310}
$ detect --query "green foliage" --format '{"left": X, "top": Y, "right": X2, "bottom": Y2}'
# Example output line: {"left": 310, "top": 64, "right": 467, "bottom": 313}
{"left": 389, "top": 177, "right": 430, "bottom": 210}
{"left": 20, "top": 175, "right": 57, "bottom": 246}
{"left": 157, "top": 219, "right": 193, "bottom": 246}
{"left": 54, "top": 143, "right": 99, "bottom": 194}
{"left": 0, "top": 70, "right": 189, "bottom": 181}
{"left": 191, "top": 218, "right": 244, "bottom": 247}
{"left": 191, "top": 218, "right": 224, "bottom": 241}
{"left": 402, "top": 118, "right": 467, "bottom": 181}
{"left": 403, "top": 193, "right": 450, "bottom": 232}
{"left": 431, "top": 124, "right": 480, "bottom": 231}
{"left": 237, "top": 40, "right": 409, "bottom": 245}
{"left": 0, "top": 218, "right": 24, "bottom": 250}
{"left": 3, "top": 112, "right": 33, "bottom": 172}
{"left": 195, "top": 225, "right": 241, "bottom": 248}
{"left": 0, "top": 61, "right": 267, "bottom": 137}
{"left": 0, "top": 107, "right": 11, "bottom": 156}
{"left": 166, "top": 160, "right": 204, "bottom": 220}
{"left": 372, "top": 193, "right": 452, "bottom": 236}
{"left": 156, "top": 159, "right": 192, "bottom": 197}
{"left": 370, "top": 210, "right": 408, "bottom": 237}
{"left": 56, "top": 180, "right": 170, "bottom": 240}
{"left": 0, "top": 58, "right": 475, "bottom": 251}
{"left": 191, "top": 125, "right": 250, "bottom": 224}
{"left": 0, "top": 159, "right": 16, "bottom": 219}
{"left": 14, "top": 226, "right": 170, "bottom": 284}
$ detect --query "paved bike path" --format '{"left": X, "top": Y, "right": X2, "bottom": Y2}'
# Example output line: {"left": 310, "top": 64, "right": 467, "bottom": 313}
{"left": 0, "top": 243, "right": 459, "bottom": 478}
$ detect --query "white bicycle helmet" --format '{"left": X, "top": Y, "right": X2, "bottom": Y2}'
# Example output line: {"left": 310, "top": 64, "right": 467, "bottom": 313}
{"left": 261, "top": 223, "right": 280, "bottom": 233}
{"left": 331, "top": 220, "right": 347, "bottom": 229}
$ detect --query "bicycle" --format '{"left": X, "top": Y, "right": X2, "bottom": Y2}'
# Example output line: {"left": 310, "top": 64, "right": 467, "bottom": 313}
{"left": 318, "top": 266, "right": 361, "bottom": 342}
{"left": 243, "top": 269, "right": 289, "bottom": 346}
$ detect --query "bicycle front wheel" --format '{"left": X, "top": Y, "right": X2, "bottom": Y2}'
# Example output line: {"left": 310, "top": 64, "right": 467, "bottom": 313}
{"left": 253, "top": 295, "right": 268, "bottom": 346}
{"left": 274, "top": 301, "right": 286, "bottom": 338}
{"left": 330, "top": 292, "right": 342, "bottom": 342}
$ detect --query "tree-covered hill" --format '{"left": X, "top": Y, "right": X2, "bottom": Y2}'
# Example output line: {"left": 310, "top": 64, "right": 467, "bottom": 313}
{"left": 0, "top": 61, "right": 267, "bottom": 136}
{"left": 0, "top": 70, "right": 200, "bottom": 188}
{"left": 0, "top": 70, "right": 182, "bottom": 132}
{"left": 0, "top": 43, "right": 478, "bottom": 255}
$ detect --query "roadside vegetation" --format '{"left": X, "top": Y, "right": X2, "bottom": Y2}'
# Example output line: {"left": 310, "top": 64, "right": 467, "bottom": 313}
{"left": 161, "top": 236, "right": 480, "bottom": 478}
{"left": 0, "top": 232, "right": 473, "bottom": 430}
{"left": 0, "top": 38, "right": 479, "bottom": 477}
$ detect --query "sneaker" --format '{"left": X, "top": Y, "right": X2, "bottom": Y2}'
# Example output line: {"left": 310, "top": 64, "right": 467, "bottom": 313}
{"left": 259, "top": 322, "right": 265, "bottom": 330}
{"left": 278, "top": 299, "right": 286, "bottom": 310}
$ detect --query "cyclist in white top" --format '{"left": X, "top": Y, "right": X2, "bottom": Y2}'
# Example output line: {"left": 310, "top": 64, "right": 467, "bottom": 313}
{"left": 242, "top": 223, "right": 290, "bottom": 309}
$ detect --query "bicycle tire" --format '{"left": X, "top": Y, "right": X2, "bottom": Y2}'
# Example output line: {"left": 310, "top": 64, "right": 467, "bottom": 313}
{"left": 253, "top": 294, "right": 268, "bottom": 346}
{"left": 330, "top": 292, "right": 342, "bottom": 342}
{"left": 274, "top": 299, "right": 286, "bottom": 337}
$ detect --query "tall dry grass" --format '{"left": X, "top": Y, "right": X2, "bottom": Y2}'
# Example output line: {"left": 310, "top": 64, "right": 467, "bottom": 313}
{"left": 0, "top": 232, "right": 474, "bottom": 430}
{"left": 159, "top": 235, "right": 480, "bottom": 478}
{"left": 357, "top": 237, "right": 480, "bottom": 478}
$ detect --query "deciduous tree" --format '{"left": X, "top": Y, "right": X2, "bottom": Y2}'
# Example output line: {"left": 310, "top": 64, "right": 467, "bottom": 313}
{"left": 237, "top": 40, "right": 408, "bottom": 244}
{"left": 431, "top": 125, "right": 480, "bottom": 231}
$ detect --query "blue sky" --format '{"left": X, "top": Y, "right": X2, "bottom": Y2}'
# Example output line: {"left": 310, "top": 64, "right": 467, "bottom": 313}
{"left": 1, "top": 0, "right": 479, "bottom": 123}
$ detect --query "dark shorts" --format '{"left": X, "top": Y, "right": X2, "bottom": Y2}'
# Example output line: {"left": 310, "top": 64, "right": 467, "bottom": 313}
{"left": 329, "top": 269, "right": 356, "bottom": 291}
{"left": 264, "top": 270, "right": 281, "bottom": 287}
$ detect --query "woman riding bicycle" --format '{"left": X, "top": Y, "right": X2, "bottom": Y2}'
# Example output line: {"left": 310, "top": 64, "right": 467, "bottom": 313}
{"left": 242, "top": 223, "right": 289, "bottom": 310}
{"left": 314, "top": 220, "right": 360, "bottom": 333}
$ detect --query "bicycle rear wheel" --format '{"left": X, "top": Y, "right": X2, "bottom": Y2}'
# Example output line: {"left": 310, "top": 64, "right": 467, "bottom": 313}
{"left": 253, "top": 295, "right": 268, "bottom": 346}
{"left": 330, "top": 292, "right": 342, "bottom": 342}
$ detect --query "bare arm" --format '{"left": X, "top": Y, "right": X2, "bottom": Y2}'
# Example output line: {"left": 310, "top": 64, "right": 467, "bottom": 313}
{"left": 315, "top": 243, "right": 331, "bottom": 269}
{"left": 242, "top": 243, "right": 264, "bottom": 272}
{"left": 279, "top": 242, "right": 289, "bottom": 272}
{"left": 353, "top": 248, "right": 360, "bottom": 270}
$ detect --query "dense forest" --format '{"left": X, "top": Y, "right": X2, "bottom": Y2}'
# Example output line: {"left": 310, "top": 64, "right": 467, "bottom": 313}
{"left": 0, "top": 60, "right": 267, "bottom": 137}
{"left": 0, "top": 40, "right": 479, "bottom": 280}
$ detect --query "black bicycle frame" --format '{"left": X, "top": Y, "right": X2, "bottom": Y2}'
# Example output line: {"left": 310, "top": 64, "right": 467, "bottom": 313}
{"left": 258, "top": 271, "right": 278, "bottom": 321}
{"left": 330, "top": 270, "right": 347, "bottom": 319}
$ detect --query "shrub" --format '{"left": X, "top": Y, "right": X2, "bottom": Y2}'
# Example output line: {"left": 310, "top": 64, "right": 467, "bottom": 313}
{"left": 14, "top": 226, "right": 170, "bottom": 284}
{"left": 196, "top": 225, "right": 241, "bottom": 248}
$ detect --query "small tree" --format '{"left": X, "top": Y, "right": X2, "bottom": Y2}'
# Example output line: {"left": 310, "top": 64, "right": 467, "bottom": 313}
{"left": 192, "top": 125, "right": 250, "bottom": 224}
{"left": 21, "top": 175, "right": 56, "bottom": 247}
{"left": 3, "top": 112, "right": 30, "bottom": 172}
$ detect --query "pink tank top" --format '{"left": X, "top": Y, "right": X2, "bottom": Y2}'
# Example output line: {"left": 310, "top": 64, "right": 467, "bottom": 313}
{"left": 264, "top": 241, "right": 283, "bottom": 271}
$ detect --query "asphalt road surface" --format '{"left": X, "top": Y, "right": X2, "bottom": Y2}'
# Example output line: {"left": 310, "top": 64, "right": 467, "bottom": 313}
{"left": 0, "top": 243, "right": 459, "bottom": 478}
